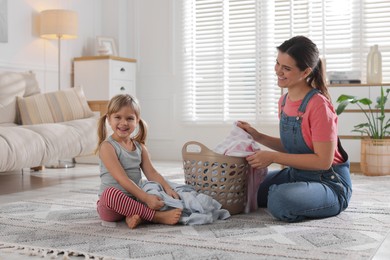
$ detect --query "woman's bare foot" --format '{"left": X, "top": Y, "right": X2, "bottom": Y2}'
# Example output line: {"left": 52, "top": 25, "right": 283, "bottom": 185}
{"left": 126, "top": 215, "right": 142, "bottom": 229}
{"left": 152, "top": 208, "right": 182, "bottom": 225}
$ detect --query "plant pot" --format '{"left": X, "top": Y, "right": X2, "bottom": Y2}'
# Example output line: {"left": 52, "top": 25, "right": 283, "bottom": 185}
{"left": 360, "top": 138, "right": 390, "bottom": 176}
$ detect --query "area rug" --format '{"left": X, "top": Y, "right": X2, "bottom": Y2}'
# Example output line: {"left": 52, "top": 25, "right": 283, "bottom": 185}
{"left": 0, "top": 174, "right": 390, "bottom": 260}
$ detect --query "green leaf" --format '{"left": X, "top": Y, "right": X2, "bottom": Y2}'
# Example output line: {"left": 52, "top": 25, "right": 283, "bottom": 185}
{"left": 336, "top": 101, "right": 349, "bottom": 115}
{"left": 336, "top": 95, "right": 356, "bottom": 103}
{"left": 354, "top": 123, "right": 370, "bottom": 129}
{"left": 357, "top": 98, "right": 372, "bottom": 106}
{"left": 377, "top": 115, "right": 385, "bottom": 121}
{"left": 337, "top": 87, "right": 389, "bottom": 138}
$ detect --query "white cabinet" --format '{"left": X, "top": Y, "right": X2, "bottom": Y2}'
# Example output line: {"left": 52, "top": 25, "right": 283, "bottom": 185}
{"left": 73, "top": 56, "right": 137, "bottom": 100}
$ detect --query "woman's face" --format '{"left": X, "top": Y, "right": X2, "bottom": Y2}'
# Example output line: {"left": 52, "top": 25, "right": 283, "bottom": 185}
{"left": 274, "top": 51, "right": 310, "bottom": 89}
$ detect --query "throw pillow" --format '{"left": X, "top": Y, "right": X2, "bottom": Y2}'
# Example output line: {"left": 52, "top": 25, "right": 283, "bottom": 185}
{"left": 23, "top": 71, "right": 41, "bottom": 97}
{"left": 17, "top": 93, "right": 55, "bottom": 125}
{"left": 17, "top": 86, "right": 94, "bottom": 125}
{"left": 47, "top": 86, "right": 94, "bottom": 122}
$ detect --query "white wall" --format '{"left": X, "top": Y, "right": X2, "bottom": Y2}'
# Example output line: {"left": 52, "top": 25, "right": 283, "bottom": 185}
{"left": 0, "top": 0, "right": 101, "bottom": 91}
{"left": 3, "top": 0, "right": 360, "bottom": 163}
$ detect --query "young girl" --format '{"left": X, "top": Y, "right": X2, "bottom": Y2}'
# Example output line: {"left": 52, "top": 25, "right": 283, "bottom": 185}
{"left": 238, "top": 36, "right": 352, "bottom": 222}
{"left": 95, "top": 94, "right": 182, "bottom": 229}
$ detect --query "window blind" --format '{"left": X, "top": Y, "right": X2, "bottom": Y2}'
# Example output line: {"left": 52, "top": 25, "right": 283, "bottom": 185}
{"left": 182, "top": 0, "right": 390, "bottom": 124}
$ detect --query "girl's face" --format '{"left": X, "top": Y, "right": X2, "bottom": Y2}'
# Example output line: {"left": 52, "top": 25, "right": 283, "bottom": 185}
{"left": 108, "top": 105, "right": 139, "bottom": 140}
{"left": 274, "top": 51, "right": 311, "bottom": 89}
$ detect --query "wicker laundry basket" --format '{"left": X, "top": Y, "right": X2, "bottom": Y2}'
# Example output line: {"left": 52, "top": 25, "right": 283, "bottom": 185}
{"left": 182, "top": 141, "right": 249, "bottom": 215}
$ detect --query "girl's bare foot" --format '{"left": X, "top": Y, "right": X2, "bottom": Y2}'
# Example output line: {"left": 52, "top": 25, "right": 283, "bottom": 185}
{"left": 152, "top": 208, "right": 182, "bottom": 225}
{"left": 126, "top": 215, "right": 142, "bottom": 229}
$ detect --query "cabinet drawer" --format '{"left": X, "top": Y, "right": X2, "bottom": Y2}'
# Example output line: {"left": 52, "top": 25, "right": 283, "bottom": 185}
{"left": 112, "top": 61, "right": 135, "bottom": 80}
{"left": 110, "top": 80, "right": 135, "bottom": 97}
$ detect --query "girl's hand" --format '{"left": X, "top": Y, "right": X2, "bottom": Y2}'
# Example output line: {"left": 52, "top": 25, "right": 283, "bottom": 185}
{"left": 246, "top": 150, "right": 274, "bottom": 169}
{"left": 144, "top": 194, "right": 164, "bottom": 210}
{"left": 165, "top": 188, "right": 180, "bottom": 199}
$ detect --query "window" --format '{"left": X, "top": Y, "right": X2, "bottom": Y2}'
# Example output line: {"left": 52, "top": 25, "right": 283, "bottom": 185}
{"left": 182, "top": 0, "right": 390, "bottom": 124}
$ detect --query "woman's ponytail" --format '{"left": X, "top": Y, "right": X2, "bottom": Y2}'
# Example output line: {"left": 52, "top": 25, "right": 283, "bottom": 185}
{"left": 309, "top": 58, "right": 330, "bottom": 100}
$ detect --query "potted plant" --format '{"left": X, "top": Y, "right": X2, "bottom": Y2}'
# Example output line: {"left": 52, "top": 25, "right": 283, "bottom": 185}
{"left": 336, "top": 86, "right": 390, "bottom": 176}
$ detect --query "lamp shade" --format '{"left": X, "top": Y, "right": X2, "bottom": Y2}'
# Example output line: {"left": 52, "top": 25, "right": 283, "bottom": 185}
{"left": 40, "top": 9, "right": 78, "bottom": 39}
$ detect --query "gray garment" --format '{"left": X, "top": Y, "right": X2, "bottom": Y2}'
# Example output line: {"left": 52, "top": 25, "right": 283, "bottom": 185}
{"left": 140, "top": 180, "right": 231, "bottom": 225}
{"left": 98, "top": 136, "right": 142, "bottom": 198}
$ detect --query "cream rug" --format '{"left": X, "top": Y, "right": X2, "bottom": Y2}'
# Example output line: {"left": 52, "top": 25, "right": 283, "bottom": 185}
{"left": 0, "top": 173, "right": 389, "bottom": 260}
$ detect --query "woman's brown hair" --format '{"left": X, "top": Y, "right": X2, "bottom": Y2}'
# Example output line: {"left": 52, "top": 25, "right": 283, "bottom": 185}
{"left": 277, "top": 35, "right": 330, "bottom": 100}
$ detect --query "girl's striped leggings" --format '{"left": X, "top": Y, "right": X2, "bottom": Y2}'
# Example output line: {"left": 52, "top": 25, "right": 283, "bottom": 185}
{"left": 97, "top": 187, "right": 155, "bottom": 222}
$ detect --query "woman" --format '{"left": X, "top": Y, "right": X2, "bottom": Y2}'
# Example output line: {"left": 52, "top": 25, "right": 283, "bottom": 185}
{"left": 238, "top": 36, "right": 352, "bottom": 222}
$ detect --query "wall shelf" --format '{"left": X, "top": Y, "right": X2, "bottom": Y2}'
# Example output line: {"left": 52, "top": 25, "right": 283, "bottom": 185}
{"left": 329, "top": 83, "right": 390, "bottom": 87}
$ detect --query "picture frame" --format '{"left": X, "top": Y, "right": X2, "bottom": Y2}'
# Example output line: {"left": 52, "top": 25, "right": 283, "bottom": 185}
{"left": 96, "top": 36, "right": 117, "bottom": 56}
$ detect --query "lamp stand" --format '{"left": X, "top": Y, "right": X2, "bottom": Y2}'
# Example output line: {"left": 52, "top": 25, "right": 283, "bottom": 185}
{"left": 46, "top": 35, "right": 75, "bottom": 169}
{"left": 58, "top": 36, "right": 61, "bottom": 90}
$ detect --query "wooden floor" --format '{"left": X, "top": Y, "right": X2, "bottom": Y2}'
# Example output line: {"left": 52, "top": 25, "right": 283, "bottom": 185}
{"left": 0, "top": 170, "right": 64, "bottom": 195}
{"left": 0, "top": 167, "right": 98, "bottom": 196}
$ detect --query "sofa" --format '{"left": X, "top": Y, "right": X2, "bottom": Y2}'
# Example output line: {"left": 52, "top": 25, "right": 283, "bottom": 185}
{"left": 0, "top": 71, "right": 98, "bottom": 172}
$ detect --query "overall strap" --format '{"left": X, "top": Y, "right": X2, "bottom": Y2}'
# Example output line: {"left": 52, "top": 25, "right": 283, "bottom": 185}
{"left": 298, "top": 88, "right": 319, "bottom": 113}
{"left": 281, "top": 93, "right": 288, "bottom": 107}
{"left": 280, "top": 93, "right": 288, "bottom": 117}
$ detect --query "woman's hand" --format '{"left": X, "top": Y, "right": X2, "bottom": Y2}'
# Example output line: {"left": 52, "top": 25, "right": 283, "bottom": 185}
{"left": 236, "top": 120, "right": 251, "bottom": 132}
{"left": 237, "top": 121, "right": 258, "bottom": 138}
{"left": 144, "top": 194, "right": 164, "bottom": 210}
{"left": 246, "top": 150, "right": 274, "bottom": 169}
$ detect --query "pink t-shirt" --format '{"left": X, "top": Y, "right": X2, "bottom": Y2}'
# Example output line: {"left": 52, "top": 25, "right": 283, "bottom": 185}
{"left": 278, "top": 93, "right": 344, "bottom": 164}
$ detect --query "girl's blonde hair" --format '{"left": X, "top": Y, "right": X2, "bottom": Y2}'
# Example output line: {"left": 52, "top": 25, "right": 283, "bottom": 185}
{"left": 95, "top": 94, "right": 148, "bottom": 154}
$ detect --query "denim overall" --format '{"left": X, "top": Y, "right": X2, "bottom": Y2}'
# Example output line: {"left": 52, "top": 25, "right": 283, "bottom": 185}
{"left": 257, "top": 89, "right": 352, "bottom": 222}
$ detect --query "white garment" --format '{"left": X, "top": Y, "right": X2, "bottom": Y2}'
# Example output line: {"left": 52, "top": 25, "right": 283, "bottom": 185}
{"left": 213, "top": 121, "right": 268, "bottom": 213}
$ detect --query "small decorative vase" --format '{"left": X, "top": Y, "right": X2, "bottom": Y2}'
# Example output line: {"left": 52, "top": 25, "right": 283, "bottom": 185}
{"left": 366, "top": 45, "right": 382, "bottom": 84}
{"left": 97, "top": 45, "right": 110, "bottom": 56}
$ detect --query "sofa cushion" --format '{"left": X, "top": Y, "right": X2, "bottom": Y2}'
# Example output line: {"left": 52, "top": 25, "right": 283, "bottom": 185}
{"left": 0, "top": 71, "right": 41, "bottom": 124}
{"left": 17, "top": 93, "right": 55, "bottom": 124}
{"left": 0, "top": 72, "right": 27, "bottom": 124}
{"left": 0, "top": 114, "right": 99, "bottom": 172}
{"left": 17, "top": 86, "right": 94, "bottom": 125}
{"left": 23, "top": 71, "right": 41, "bottom": 97}
{"left": 0, "top": 126, "right": 47, "bottom": 171}
{"left": 50, "top": 86, "right": 94, "bottom": 122}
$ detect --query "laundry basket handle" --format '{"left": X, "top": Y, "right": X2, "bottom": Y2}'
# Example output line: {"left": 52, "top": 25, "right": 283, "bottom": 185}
{"left": 182, "top": 141, "right": 216, "bottom": 156}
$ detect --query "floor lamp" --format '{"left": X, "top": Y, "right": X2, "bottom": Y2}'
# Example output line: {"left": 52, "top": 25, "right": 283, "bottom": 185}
{"left": 40, "top": 9, "right": 78, "bottom": 169}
